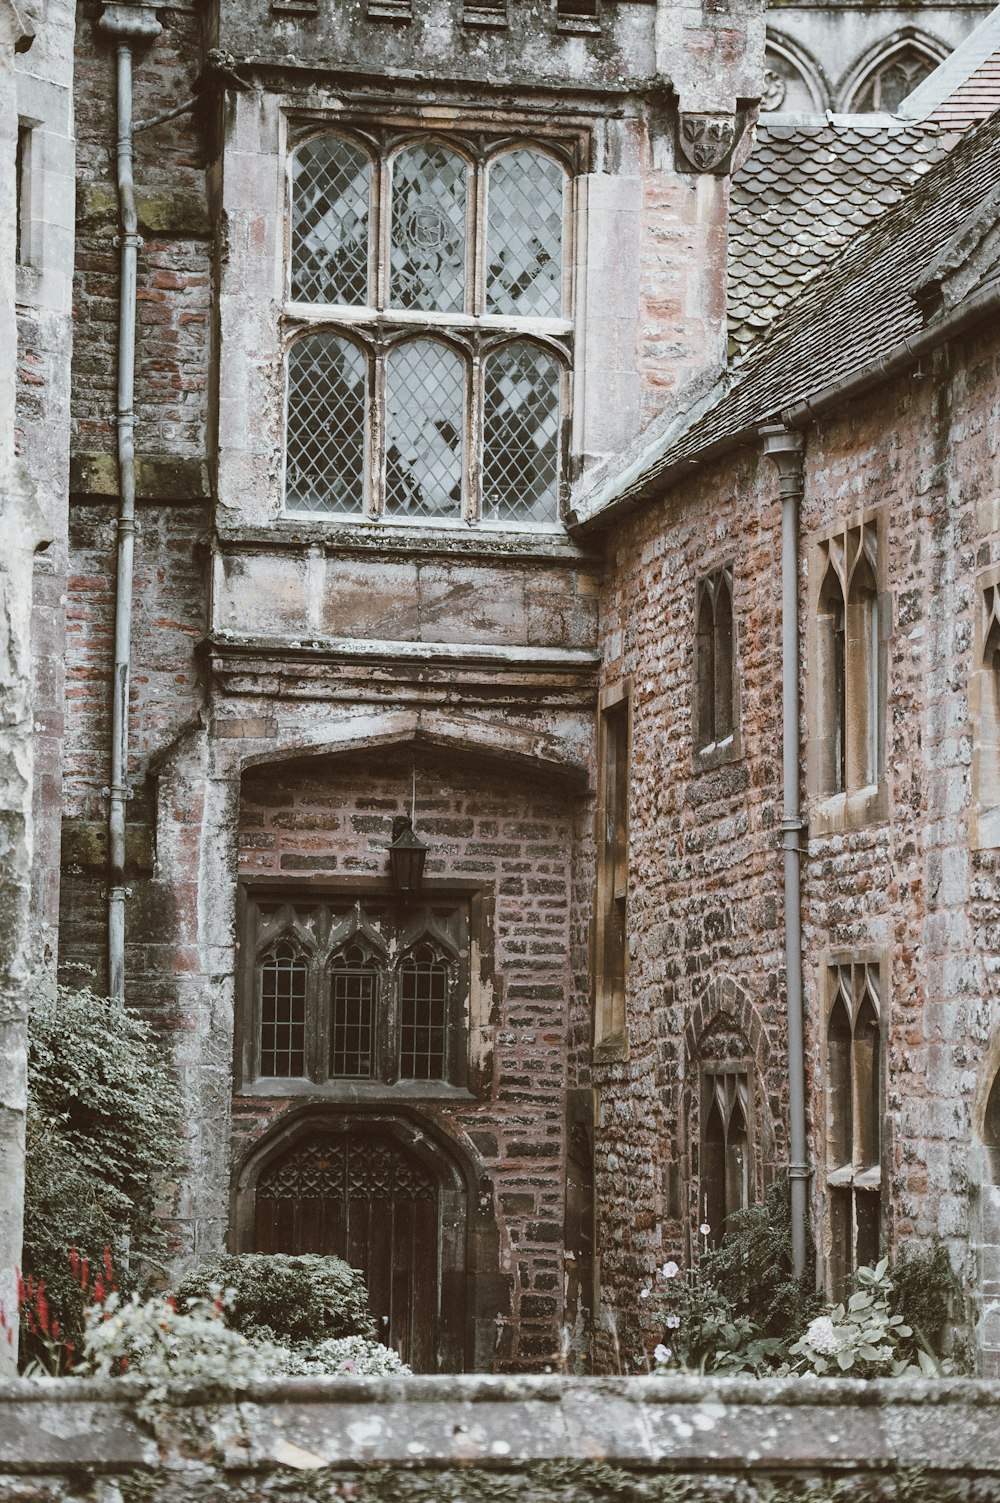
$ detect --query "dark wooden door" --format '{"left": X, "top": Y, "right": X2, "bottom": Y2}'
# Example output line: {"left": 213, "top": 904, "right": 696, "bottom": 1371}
{"left": 254, "top": 1131, "right": 438, "bottom": 1371}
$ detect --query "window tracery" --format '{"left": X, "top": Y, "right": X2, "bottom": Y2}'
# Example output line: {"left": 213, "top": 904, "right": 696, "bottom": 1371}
{"left": 826, "top": 960, "right": 882, "bottom": 1297}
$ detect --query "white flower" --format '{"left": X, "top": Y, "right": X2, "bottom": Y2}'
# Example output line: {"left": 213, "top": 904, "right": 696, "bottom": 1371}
{"left": 639, "top": 1286, "right": 650, "bottom": 1300}
{"left": 699, "top": 1223, "right": 711, "bottom": 1237}
{"left": 653, "top": 1343, "right": 671, "bottom": 1365}
{"left": 662, "top": 1261, "right": 680, "bottom": 1279}
{"left": 805, "top": 1316, "right": 839, "bottom": 1356}
{"left": 665, "top": 1314, "right": 680, "bottom": 1329}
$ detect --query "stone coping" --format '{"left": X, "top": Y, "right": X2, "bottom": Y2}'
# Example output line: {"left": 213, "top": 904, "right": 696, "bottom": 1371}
{"left": 2, "top": 1375, "right": 1000, "bottom": 1476}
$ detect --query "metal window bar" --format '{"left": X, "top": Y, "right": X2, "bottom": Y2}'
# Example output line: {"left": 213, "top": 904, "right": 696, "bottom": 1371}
{"left": 330, "top": 964, "right": 377, "bottom": 1078}
{"left": 398, "top": 946, "right": 448, "bottom": 1080}
{"left": 259, "top": 943, "right": 308, "bottom": 1077}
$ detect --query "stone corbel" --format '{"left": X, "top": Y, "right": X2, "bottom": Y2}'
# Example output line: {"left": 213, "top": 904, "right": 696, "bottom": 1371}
{"left": 676, "top": 111, "right": 744, "bottom": 175}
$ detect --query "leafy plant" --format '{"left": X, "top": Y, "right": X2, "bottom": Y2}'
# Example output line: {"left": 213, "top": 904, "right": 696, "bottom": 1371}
{"left": 786, "top": 1258, "right": 920, "bottom": 1376}
{"left": 20, "top": 984, "right": 181, "bottom": 1366}
{"left": 889, "top": 1243, "right": 960, "bottom": 1360}
{"left": 269, "top": 1334, "right": 411, "bottom": 1376}
{"left": 698, "top": 1180, "right": 822, "bottom": 1340}
{"left": 174, "top": 1253, "right": 376, "bottom": 1345}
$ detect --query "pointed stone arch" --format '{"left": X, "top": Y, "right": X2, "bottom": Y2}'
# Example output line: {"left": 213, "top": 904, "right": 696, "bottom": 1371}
{"left": 837, "top": 30, "right": 949, "bottom": 113}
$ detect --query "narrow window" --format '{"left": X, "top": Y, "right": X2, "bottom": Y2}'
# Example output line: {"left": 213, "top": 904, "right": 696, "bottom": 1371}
{"left": 853, "top": 48, "right": 936, "bottom": 112}
{"left": 290, "top": 135, "right": 371, "bottom": 306}
{"left": 825, "top": 960, "right": 883, "bottom": 1297}
{"left": 398, "top": 941, "right": 449, "bottom": 1080}
{"left": 285, "top": 333, "right": 367, "bottom": 514}
{"left": 259, "top": 941, "right": 309, "bottom": 1077}
{"left": 694, "top": 567, "right": 735, "bottom": 754}
{"left": 481, "top": 342, "right": 560, "bottom": 525}
{"left": 384, "top": 339, "right": 464, "bottom": 519}
{"left": 557, "top": 0, "right": 599, "bottom": 17}
{"left": 486, "top": 150, "right": 565, "bottom": 318}
{"left": 816, "top": 524, "right": 881, "bottom": 799}
{"left": 15, "top": 123, "right": 31, "bottom": 266}
{"left": 702, "top": 1069, "right": 751, "bottom": 1243}
{"left": 329, "top": 942, "right": 378, "bottom": 1078}
{"left": 595, "top": 693, "right": 629, "bottom": 1047}
{"left": 389, "top": 143, "right": 468, "bottom": 313}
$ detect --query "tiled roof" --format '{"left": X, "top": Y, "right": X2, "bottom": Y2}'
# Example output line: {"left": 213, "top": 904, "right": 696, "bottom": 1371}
{"left": 728, "top": 122, "right": 949, "bottom": 359}
{"left": 927, "top": 47, "right": 1000, "bottom": 129}
{"left": 575, "top": 109, "right": 1000, "bottom": 525}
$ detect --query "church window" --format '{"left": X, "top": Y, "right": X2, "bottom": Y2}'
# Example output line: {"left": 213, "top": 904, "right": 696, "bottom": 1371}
{"left": 240, "top": 894, "right": 469, "bottom": 1092}
{"left": 694, "top": 566, "right": 736, "bottom": 759}
{"left": 852, "top": 47, "right": 936, "bottom": 112}
{"left": 701, "top": 1067, "right": 751, "bottom": 1243}
{"left": 285, "top": 130, "right": 571, "bottom": 527}
{"left": 972, "top": 578, "right": 1000, "bottom": 847}
{"left": 825, "top": 960, "right": 882, "bottom": 1297}
{"left": 814, "top": 521, "right": 883, "bottom": 801}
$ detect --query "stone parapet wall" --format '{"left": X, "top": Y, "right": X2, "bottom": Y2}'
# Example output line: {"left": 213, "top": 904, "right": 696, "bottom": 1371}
{"left": 1, "top": 1376, "right": 999, "bottom": 1499}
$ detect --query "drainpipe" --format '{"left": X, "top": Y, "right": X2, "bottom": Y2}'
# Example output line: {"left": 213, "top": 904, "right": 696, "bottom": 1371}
{"left": 96, "top": 4, "right": 161, "bottom": 1005}
{"left": 760, "top": 423, "right": 809, "bottom": 1279}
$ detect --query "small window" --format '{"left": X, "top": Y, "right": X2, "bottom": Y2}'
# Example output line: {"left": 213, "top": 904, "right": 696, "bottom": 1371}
{"left": 814, "top": 521, "right": 882, "bottom": 801}
{"left": 694, "top": 566, "right": 735, "bottom": 758}
{"left": 285, "top": 333, "right": 367, "bottom": 515}
{"left": 973, "top": 579, "right": 1000, "bottom": 847}
{"left": 242, "top": 896, "right": 469, "bottom": 1091}
{"left": 16, "top": 123, "right": 32, "bottom": 267}
{"left": 826, "top": 960, "right": 882, "bottom": 1297}
{"left": 701, "top": 1068, "right": 751, "bottom": 1244}
{"left": 594, "top": 690, "right": 629, "bottom": 1050}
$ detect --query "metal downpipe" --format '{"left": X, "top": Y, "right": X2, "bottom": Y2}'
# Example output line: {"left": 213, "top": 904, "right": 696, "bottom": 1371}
{"left": 761, "top": 424, "right": 809, "bottom": 1279}
{"left": 97, "top": 4, "right": 160, "bottom": 1004}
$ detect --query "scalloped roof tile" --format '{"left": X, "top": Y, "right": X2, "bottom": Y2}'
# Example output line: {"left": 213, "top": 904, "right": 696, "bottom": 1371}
{"left": 728, "top": 122, "right": 950, "bottom": 359}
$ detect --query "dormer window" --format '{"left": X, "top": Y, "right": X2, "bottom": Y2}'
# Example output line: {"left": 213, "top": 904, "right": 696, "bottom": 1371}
{"left": 284, "top": 128, "right": 572, "bottom": 528}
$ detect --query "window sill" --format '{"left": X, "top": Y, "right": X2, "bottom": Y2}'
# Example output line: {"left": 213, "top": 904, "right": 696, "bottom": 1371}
{"left": 809, "top": 781, "right": 887, "bottom": 837}
{"left": 238, "top": 1079, "right": 477, "bottom": 1103}
{"left": 216, "top": 518, "right": 594, "bottom": 567}
{"left": 827, "top": 1164, "right": 881, "bottom": 1189}
{"left": 693, "top": 733, "right": 739, "bottom": 774}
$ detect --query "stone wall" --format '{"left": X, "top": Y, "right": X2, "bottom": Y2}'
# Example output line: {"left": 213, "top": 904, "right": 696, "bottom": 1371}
{"left": 2, "top": 1376, "right": 1000, "bottom": 1499}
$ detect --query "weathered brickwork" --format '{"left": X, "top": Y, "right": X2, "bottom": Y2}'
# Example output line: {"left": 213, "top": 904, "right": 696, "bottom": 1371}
{"left": 232, "top": 748, "right": 585, "bottom": 1369}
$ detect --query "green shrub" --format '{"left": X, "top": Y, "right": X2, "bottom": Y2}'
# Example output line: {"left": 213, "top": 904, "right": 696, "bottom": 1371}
{"left": 174, "top": 1253, "right": 376, "bottom": 1344}
{"left": 699, "top": 1179, "right": 822, "bottom": 1340}
{"left": 21, "top": 984, "right": 181, "bottom": 1365}
{"left": 889, "top": 1243, "right": 960, "bottom": 1358}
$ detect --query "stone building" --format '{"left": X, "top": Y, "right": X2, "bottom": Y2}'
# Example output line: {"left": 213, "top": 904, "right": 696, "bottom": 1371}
{"left": 5, "top": 0, "right": 1000, "bottom": 1375}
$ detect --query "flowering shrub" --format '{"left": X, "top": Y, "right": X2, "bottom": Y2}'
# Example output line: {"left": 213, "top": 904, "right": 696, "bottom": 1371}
{"left": 787, "top": 1259, "right": 930, "bottom": 1378}
{"left": 643, "top": 1257, "right": 784, "bottom": 1375}
{"left": 21, "top": 984, "right": 181, "bottom": 1366}
{"left": 268, "top": 1335, "right": 411, "bottom": 1377}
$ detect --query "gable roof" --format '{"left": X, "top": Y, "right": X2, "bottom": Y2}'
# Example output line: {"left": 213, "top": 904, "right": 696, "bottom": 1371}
{"left": 572, "top": 108, "right": 1000, "bottom": 529}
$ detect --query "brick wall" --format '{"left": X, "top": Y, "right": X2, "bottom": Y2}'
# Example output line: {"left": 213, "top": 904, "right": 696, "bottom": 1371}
{"left": 234, "top": 746, "right": 587, "bottom": 1370}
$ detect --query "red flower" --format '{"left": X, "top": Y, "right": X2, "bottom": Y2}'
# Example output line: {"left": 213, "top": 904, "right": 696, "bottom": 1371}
{"left": 69, "top": 1248, "right": 79, "bottom": 1279}
{"left": 93, "top": 1276, "right": 105, "bottom": 1304}
{"left": 102, "top": 1247, "right": 114, "bottom": 1285}
{"left": 36, "top": 1284, "right": 50, "bottom": 1338}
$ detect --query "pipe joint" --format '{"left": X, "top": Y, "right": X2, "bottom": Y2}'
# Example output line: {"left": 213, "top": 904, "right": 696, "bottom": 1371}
{"left": 787, "top": 1162, "right": 812, "bottom": 1181}
{"left": 96, "top": 5, "right": 161, "bottom": 45}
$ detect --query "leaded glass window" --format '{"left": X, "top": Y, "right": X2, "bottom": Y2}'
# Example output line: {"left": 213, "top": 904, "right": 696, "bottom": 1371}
{"left": 399, "top": 942, "right": 449, "bottom": 1080}
{"left": 283, "top": 128, "right": 572, "bottom": 526}
{"left": 259, "top": 942, "right": 308, "bottom": 1077}
{"left": 330, "top": 942, "right": 378, "bottom": 1079}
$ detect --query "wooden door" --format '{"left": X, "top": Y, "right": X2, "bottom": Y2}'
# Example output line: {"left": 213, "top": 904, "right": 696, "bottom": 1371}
{"left": 254, "top": 1131, "right": 439, "bottom": 1370}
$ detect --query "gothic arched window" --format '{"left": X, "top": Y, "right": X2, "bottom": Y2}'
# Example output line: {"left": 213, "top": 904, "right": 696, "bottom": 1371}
{"left": 815, "top": 522, "right": 882, "bottom": 799}
{"left": 826, "top": 960, "right": 882, "bottom": 1297}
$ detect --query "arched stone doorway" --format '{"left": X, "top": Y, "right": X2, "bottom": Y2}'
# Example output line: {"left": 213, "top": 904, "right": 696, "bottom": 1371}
{"left": 233, "top": 1110, "right": 471, "bottom": 1372}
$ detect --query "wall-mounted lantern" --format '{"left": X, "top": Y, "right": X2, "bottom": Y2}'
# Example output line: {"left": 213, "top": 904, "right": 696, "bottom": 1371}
{"left": 388, "top": 814, "right": 428, "bottom": 893}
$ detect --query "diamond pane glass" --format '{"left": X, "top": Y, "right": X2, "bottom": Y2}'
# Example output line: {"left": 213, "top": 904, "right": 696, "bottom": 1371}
{"left": 384, "top": 339, "right": 464, "bottom": 518}
{"left": 291, "top": 136, "right": 371, "bottom": 305}
{"left": 482, "top": 342, "right": 559, "bottom": 524}
{"left": 285, "top": 333, "right": 366, "bottom": 515}
{"left": 389, "top": 143, "right": 467, "bottom": 312}
{"left": 486, "top": 150, "right": 565, "bottom": 318}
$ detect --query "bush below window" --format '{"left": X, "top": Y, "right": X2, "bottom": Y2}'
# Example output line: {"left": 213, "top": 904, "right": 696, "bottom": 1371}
{"left": 174, "top": 1252, "right": 376, "bottom": 1345}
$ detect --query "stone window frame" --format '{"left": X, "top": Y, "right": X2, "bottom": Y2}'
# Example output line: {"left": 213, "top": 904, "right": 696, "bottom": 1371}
{"left": 699, "top": 1059, "right": 754, "bottom": 1245}
{"left": 693, "top": 562, "right": 740, "bottom": 772}
{"left": 821, "top": 949, "right": 885, "bottom": 1299}
{"left": 281, "top": 114, "right": 583, "bottom": 532}
{"left": 235, "top": 879, "right": 496, "bottom": 1102}
{"left": 593, "top": 678, "right": 631, "bottom": 1058}
{"left": 806, "top": 510, "right": 889, "bottom": 836}
{"left": 969, "top": 565, "right": 1000, "bottom": 850}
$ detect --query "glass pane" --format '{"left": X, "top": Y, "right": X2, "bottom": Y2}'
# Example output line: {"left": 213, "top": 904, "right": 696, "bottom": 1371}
{"left": 384, "top": 339, "right": 464, "bottom": 518}
{"left": 291, "top": 136, "right": 371, "bottom": 305}
{"left": 330, "top": 968, "right": 377, "bottom": 1078}
{"left": 285, "top": 333, "right": 366, "bottom": 514}
{"left": 390, "top": 143, "right": 467, "bottom": 312}
{"left": 486, "top": 150, "right": 565, "bottom": 317}
{"left": 826, "top": 992, "right": 853, "bottom": 1170}
{"left": 482, "top": 342, "right": 559, "bottom": 524}
{"left": 259, "top": 943, "right": 308, "bottom": 1077}
{"left": 399, "top": 944, "right": 448, "bottom": 1080}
